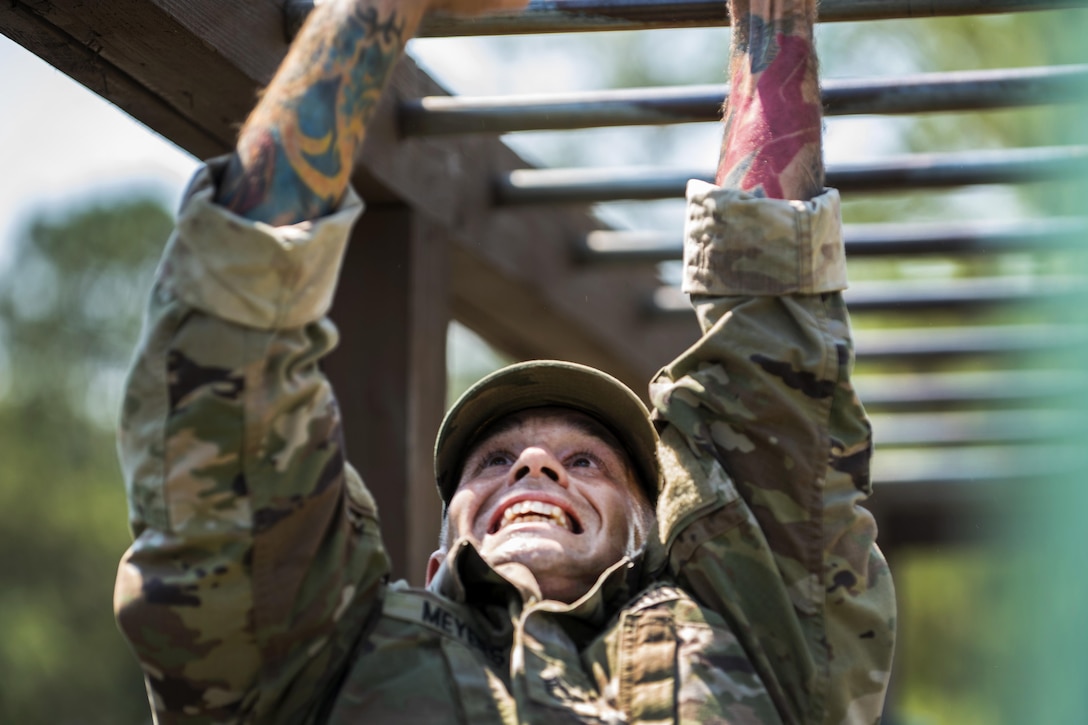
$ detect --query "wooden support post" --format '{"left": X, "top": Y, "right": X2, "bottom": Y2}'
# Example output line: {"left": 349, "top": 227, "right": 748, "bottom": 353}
{"left": 325, "top": 204, "right": 449, "bottom": 585}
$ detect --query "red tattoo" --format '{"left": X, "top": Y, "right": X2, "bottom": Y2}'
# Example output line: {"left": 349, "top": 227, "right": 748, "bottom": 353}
{"left": 717, "top": 33, "right": 822, "bottom": 198}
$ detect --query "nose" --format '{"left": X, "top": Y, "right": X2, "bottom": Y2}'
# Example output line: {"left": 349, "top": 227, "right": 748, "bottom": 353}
{"left": 509, "top": 447, "right": 568, "bottom": 488}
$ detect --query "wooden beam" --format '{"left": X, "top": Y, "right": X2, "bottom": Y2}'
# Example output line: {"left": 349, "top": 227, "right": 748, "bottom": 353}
{"left": 2, "top": 0, "right": 285, "bottom": 157}
{"left": 351, "top": 55, "right": 698, "bottom": 391}
{"left": 324, "top": 206, "right": 449, "bottom": 585}
{"left": 0, "top": 0, "right": 696, "bottom": 394}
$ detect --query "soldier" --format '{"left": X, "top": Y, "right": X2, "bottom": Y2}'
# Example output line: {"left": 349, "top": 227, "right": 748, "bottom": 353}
{"left": 114, "top": 0, "right": 895, "bottom": 722}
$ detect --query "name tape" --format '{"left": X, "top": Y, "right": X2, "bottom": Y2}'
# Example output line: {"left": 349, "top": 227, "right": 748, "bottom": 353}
{"left": 383, "top": 590, "right": 508, "bottom": 668}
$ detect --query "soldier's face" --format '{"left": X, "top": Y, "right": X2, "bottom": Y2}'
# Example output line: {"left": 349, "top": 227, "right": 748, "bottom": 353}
{"left": 442, "top": 408, "right": 651, "bottom": 603}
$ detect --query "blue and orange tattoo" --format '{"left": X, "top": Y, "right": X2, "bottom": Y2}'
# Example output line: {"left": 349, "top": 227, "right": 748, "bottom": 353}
{"left": 218, "top": 1, "right": 421, "bottom": 225}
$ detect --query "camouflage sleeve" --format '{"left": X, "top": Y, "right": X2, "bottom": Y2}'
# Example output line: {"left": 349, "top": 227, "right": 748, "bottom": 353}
{"left": 649, "top": 181, "right": 895, "bottom": 724}
{"left": 113, "top": 157, "right": 391, "bottom": 723}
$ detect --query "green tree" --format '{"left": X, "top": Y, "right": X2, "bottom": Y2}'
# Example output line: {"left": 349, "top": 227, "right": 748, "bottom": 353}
{"left": 0, "top": 196, "right": 171, "bottom": 724}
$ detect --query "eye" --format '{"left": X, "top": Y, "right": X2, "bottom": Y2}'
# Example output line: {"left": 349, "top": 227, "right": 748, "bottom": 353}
{"left": 567, "top": 452, "right": 601, "bottom": 469}
{"left": 480, "top": 450, "right": 514, "bottom": 468}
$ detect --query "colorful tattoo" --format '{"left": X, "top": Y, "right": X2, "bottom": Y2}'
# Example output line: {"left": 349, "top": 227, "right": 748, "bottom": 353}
{"left": 717, "top": 1, "right": 823, "bottom": 200}
{"left": 218, "top": 1, "right": 419, "bottom": 225}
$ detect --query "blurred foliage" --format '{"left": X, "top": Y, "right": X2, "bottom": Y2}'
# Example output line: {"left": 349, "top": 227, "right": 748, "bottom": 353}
{"left": 0, "top": 197, "right": 171, "bottom": 724}
{"left": 0, "top": 199, "right": 167, "bottom": 423}
{"left": 892, "top": 546, "right": 1021, "bottom": 725}
{"left": 999, "top": 9, "right": 1088, "bottom": 723}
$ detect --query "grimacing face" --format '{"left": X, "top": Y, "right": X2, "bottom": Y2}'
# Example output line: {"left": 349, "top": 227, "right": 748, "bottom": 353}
{"left": 428, "top": 408, "right": 653, "bottom": 603}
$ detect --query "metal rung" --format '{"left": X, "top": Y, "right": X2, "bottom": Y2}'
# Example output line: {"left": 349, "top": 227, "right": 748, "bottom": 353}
{"left": 496, "top": 146, "right": 1088, "bottom": 204}
{"left": 839, "top": 218, "right": 1086, "bottom": 257}
{"left": 871, "top": 409, "right": 1078, "bottom": 447}
{"left": 285, "top": 0, "right": 1087, "bottom": 39}
{"left": 578, "top": 217, "right": 1087, "bottom": 264}
{"left": 855, "top": 370, "right": 1086, "bottom": 412}
{"left": 871, "top": 444, "right": 1071, "bottom": 489}
{"left": 832, "top": 277, "right": 1079, "bottom": 313}
{"left": 653, "top": 277, "right": 1080, "bottom": 315}
{"left": 403, "top": 65, "right": 1088, "bottom": 136}
{"left": 853, "top": 324, "right": 1085, "bottom": 362}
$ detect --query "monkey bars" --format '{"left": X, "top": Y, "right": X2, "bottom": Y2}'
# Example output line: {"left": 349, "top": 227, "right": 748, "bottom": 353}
{"left": 495, "top": 146, "right": 1088, "bottom": 203}
{"left": 578, "top": 217, "right": 1087, "bottom": 264}
{"left": 5, "top": 0, "right": 1083, "bottom": 572}
{"left": 285, "top": 0, "right": 1086, "bottom": 38}
{"left": 650, "top": 276, "right": 1081, "bottom": 315}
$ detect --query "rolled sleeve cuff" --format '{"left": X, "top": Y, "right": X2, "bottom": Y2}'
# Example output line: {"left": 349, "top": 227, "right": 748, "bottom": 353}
{"left": 682, "top": 180, "right": 847, "bottom": 296}
{"left": 160, "top": 155, "right": 365, "bottom": 330}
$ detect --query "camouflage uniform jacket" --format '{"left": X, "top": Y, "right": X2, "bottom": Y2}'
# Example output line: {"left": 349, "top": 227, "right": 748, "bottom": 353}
{"left": 115, "top": 158, "right": 895, "bottom": 724}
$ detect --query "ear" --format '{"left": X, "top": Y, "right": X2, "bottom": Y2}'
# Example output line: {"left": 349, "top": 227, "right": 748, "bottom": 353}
{"left": 425, "top": 549, "right": 446, "bottom": 586}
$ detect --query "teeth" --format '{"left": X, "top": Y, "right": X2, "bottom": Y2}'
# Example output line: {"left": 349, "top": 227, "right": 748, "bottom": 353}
{"left": 499, "top": 501, "right": 571, "bottom": 531}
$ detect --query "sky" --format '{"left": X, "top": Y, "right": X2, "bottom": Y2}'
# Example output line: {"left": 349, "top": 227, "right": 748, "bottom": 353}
{"left": 0, "top": 36, "right": 201, "bottom": 273}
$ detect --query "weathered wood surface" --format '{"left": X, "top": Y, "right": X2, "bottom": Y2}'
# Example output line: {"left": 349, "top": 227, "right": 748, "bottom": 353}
{"left": 324, "top": 207, "right": 450, "bottom": 583}
{"left": 358, "top": 63, "right": 697, "bottom": 389}
{"left": 2, "top": 0, "right": 693, "bottom": 392}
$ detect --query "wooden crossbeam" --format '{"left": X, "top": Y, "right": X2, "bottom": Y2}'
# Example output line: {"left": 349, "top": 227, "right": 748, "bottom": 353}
{"left": 0, "top": 0, "right": 693, "bottom": 393}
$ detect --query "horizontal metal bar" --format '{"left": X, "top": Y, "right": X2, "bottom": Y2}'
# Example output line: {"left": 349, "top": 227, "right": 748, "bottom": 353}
{"left": 871, "top": 409, "right": 1078, "bottom": 447}
{"left": 863, "top": 443, "right": 1067, "bottom": 545}
{"left": 287, "top": 0, "right": 1088, "bottom": 40}
{"left": 870, "top": 444, "right": 1070, "bottom": 489}
{"left": 402, "top": 65, "right": 1088, "bottom": 136}
{"left": 839, "top": 217, "right": 1088, "bottom": 257}
{"left": 830, "top": 146, "right": 1088, "bottom": 193}
{"left": 855, "top": 370, "right": 1086, "bottom": 412}
{"left": 431, "top": 0, "right": 1087, "bottom": 35}
{"left": 403, "top": 84, "right": 722, "bottom": 137}
{"left": 852, "top": 324, "right": 1086, "bottom": 362}
{"left": 652, "top": 276, "right": 1080, "bottom": 315}
{"left": 496, "top": 146, "right": 1088, "bottom": 204}
{"left": 578, "top": 217, "right": 1088, "bottom": 264}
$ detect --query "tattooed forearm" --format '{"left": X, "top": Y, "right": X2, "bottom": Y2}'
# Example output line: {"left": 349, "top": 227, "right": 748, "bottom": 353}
{"left": 217, "top": 0, "right": 426, "bottom": 225}
{"left": 717, "top": 0, "right": 823, "bottom": 200}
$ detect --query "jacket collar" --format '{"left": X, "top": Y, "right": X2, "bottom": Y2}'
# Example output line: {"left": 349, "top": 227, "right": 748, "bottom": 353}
{"left": 428, "top": 537, "right": 645, "bottom": 629}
